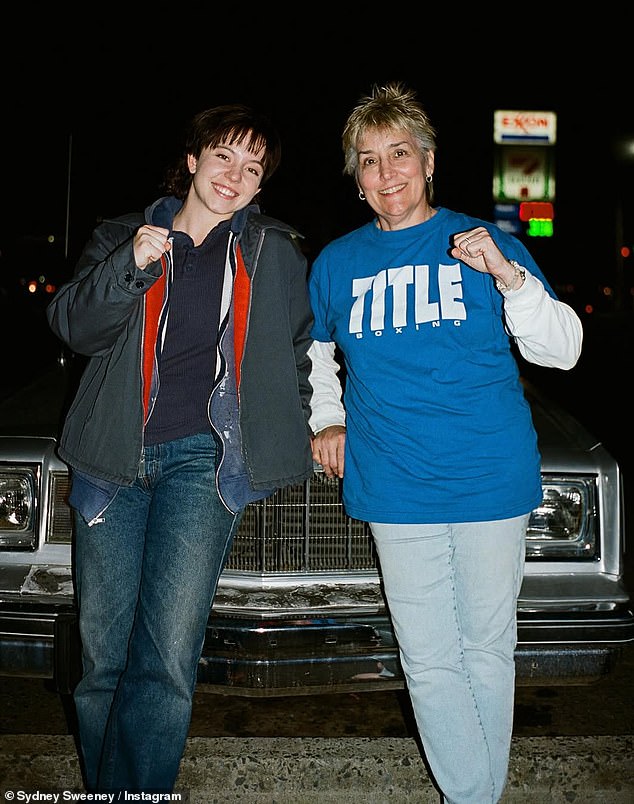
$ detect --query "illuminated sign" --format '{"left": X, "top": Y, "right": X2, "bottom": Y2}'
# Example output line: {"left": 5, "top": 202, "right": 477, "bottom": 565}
{"left": 519, "top": 202, "right": 554, "bottom": 221}
{"left": 526, "top": 219, "right": 554, "bottom": 237}
{"left": 493, "top": 111, "right": 557, "bottom": 145}
{"left": 493, "top": 147, "right": 555, "bottom": 202}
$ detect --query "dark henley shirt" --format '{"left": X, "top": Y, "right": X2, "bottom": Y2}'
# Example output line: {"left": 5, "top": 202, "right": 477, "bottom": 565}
{"left": 144, "top": 220, "right": 231, "bottom": 446}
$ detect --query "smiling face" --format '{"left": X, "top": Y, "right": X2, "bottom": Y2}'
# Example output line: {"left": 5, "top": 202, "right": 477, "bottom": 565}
{"left": 356, "top": 126, "right": 435, "bottom": 231}
{"left": 186, "top": 136, "right": 266, "bottom": 223}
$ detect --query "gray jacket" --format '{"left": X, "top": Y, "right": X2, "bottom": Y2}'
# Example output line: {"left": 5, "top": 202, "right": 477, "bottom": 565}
{"left": 46, "top": 197, "right": 315, "bottom": 515}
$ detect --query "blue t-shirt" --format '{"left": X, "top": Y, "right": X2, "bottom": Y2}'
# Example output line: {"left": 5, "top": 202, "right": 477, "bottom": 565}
{"left": 309, "top": 207, "right": 552, "bottom": 524}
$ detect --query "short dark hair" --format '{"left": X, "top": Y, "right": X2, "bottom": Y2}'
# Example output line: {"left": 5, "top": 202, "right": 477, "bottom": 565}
{"left": 162, "top": 104, "right": 282, "bottom": 199}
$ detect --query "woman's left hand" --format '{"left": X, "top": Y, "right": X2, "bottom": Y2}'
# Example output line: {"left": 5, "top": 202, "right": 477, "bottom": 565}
{"left": 450, "top": 226, "right": 509, "bottom": 277}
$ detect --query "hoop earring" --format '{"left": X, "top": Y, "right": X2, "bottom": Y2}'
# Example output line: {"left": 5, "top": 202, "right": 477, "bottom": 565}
{"left": 358, "top": 191, "right": 366, "bottom": 201}
{"left": 425, "top": 175, "right": 433, "bottom": 184}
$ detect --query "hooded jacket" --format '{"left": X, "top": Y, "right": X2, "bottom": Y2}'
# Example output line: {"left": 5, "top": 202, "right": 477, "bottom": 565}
{"left": 46, "top": 197, "right": 315, "bottom": 518}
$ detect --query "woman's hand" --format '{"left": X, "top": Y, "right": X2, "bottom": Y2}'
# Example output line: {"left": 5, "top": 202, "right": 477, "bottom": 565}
{"left": 134, "top": 225, "right": 171, "bottom": 270}
{"left": 450, "top": 226, "right": 519, "bottom": 288}
{"left": 312, "top": 425, "right": 346, "bottom": 479}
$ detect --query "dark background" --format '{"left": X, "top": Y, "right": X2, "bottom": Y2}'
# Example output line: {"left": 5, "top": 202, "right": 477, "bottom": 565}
{"left": 2, "top": 23, "right": 633, "bottom": 315}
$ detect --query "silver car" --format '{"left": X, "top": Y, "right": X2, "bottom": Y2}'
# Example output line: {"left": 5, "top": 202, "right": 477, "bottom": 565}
{"left": 1, "top": 357, "right": 633, "bottom": 695}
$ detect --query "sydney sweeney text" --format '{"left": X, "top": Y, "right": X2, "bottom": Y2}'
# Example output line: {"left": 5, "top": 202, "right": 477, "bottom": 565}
{"left": 6, "top": 791, "right": 185, "bottom": 803}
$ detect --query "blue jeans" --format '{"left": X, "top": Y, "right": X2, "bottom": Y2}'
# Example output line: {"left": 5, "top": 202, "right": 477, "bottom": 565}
{"left": 370, "top": 516, "right": 527, "bottom": 804}
{"left": 72, "top": 433, "right": 240, "bottom": 793}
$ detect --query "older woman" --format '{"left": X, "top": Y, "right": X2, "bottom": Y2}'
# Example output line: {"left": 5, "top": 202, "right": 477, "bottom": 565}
{"left": 308, "top": 82, "right": 582, "bottom": 803}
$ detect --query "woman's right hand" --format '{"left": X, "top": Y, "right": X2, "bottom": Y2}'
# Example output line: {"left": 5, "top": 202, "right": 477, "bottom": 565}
{"left": 312, "top": 425, "right": 346, "bottom": 479}
{"left": 134, "top": 225, "right": 171, "bottom": 269}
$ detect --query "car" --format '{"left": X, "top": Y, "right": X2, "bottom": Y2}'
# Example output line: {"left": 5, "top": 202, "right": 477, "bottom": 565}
{"left": 1, "top": 352, "right": 633, "bottom": 697}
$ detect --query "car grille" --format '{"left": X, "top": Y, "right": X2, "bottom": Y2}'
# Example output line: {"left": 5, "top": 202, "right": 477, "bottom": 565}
{"left": 48, "top": 471, "right": 73, "bottom": 544}
{"left": 44, "top": 469, "right": 596, "bottom": 568}
{"left": 225, "top": 472, "right": 377, "bottom": 573}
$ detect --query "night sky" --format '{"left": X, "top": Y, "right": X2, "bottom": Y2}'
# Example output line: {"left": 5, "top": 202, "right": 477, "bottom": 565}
{"left": 3, "top": 27, "right": 633, "bottom": 315}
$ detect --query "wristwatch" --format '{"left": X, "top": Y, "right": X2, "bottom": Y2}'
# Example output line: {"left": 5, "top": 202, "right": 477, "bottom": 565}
{"left": 495, "top": 260, "right": 526, "bottom": 293}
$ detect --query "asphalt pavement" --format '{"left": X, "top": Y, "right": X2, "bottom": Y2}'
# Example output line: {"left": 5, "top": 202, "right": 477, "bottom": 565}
{"left": 0, "top": 733, "right": 632, "bottom": 803}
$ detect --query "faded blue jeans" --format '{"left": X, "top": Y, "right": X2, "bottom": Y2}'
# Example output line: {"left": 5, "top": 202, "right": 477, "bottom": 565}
{"left": 72, "top": 433, "right": 240, "bottom": 793}
{"left": 370, "top": 516, "right": 528, "bottom": 804}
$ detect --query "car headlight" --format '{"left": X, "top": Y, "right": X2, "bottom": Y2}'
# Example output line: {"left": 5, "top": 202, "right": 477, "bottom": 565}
{"left": 0, "top": 468, "right": 37, "bottom": 548}
{"left": 526, "top": 477, "right": 596, "bottom": 560}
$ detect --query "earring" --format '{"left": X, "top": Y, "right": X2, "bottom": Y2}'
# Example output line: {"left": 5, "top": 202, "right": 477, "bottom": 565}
{"left": 425, "top": 175, "right": 433, "bottom": 184}
{"left": 358, "top": 191, "right": 366, "bottom": 201}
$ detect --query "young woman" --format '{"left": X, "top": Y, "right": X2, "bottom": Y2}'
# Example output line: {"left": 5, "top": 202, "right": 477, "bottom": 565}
{"left": 47, "top": 104, "right": 314, "bottom": 793}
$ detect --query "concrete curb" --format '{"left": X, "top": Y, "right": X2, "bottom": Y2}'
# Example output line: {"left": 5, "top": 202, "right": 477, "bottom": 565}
{"left": 1, "top": 734, "right": 633, "bottom": 803}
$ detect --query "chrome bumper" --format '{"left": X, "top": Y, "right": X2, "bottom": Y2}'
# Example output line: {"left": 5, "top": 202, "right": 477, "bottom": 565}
{"left": 1, "top": 603, "right": 632, "bottom": 696}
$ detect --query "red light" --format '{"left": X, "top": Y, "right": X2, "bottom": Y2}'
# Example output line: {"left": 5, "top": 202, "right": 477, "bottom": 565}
{"left": 621, "top": 246, "right": 631, "bottom": 258}
{"left": 519, "top": 202, "right": 554, "bottom": 222}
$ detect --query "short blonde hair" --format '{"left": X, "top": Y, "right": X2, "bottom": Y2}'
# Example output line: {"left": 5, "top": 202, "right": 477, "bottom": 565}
{"left": 342, "top": 82, "right": 437, "bottom": 178}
